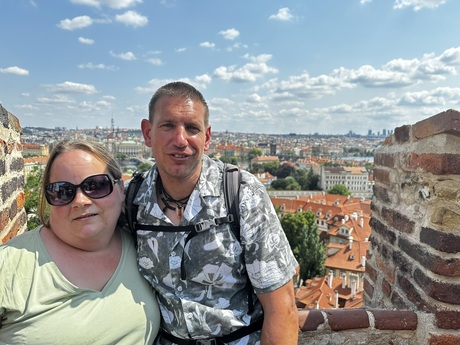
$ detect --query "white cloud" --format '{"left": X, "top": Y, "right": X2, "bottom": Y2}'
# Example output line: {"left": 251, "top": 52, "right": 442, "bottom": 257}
{"left": 219, "top": 28, "right": 240, "bottom": 40}
{"left": 269, "top": 8, "right": 294, "bottom": 21}
{"left": 200, "top": 41, "right": 215, "bottom": 49}
{"left": 393, "top": 0, "right": 447, "bottom": 11}
{"left": 110, "top": 51, "right": 137, "bottom": 60}
{"left": 48, "top": 81, "right": 98, "bottom": 94}
{"left": 58, "top": 15, "right": 93, "bottom": 30}
{"left": 78, "top": 36, "right": 94, "bottom": 44}
{"left": 70, "top": 0, "right": 143, "bottom": 9}
{"left": 0, "top": 66, "right": 29, "bottom": 75}
{"left": 175, "top": 47, "right": 187, "bottom": 53}
{"left": 147, "top": 58, "right": 163, "bottom": 66}
{"left": 115, "top": 10, "right": 148, "bottom": 27}
{"left": 214, "top": 54, "right": 278, "bottom": 83}
{"left": 77, "top": 63, "right": 118, "bottom": 70}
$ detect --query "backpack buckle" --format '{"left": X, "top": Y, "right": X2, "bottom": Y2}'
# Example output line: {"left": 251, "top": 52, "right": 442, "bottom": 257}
{"left": 194, "top": 219, "right": 217, "bottom": 232}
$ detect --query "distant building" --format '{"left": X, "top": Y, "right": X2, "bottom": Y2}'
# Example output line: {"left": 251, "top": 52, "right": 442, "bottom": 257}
{"left": 24, "top": 156, "right": 48, "bottom": 178}
{"left": 320, "top": 166, "right": 373, "bottom": 199}
{"left": 113, "top": 141, "right": 144, "bottom": 156}
{"left": 253, "top": 171, "right": 277, "bottom": 188}
{"left": 250, "top": 155, "right": 279, "bottom": 169}
{"left": 22, "top": 143, "right": 49, "bottom": 157}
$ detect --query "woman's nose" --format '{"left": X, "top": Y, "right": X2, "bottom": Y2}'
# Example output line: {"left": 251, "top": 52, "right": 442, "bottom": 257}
{"left": 73, "top": 188, "right": 92, "bottom": 205}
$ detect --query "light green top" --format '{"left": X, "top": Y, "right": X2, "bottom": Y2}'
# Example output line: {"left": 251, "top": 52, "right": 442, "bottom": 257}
{"left": 0, "top": 227, "right": 160, "bottom": 345}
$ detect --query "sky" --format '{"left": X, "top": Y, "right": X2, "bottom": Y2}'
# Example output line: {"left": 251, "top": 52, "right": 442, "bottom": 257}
{"left": 1, "top": 0, "right": 460, "bottom": 135}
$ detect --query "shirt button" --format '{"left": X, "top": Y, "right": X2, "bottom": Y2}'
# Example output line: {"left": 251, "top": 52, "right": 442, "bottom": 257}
{"left": 171, "top": 252, "right": 176, "bottom": 256}
{"left": 177, "top": 286, "right": 182, "bottom": 292}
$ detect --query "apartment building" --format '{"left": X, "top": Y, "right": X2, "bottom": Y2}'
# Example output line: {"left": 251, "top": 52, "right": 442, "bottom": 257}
{"left": 319, "top": 165, "right": 373, "bottom": 199}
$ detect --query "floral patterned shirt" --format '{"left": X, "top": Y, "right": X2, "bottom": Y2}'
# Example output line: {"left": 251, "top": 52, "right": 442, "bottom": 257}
{"left": 133, "top": 155, "right": 298, "bottom": 345}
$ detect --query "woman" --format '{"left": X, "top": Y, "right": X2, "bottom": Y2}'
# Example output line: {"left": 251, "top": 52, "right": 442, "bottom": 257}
{"left": 0, "top": 139, "right": 160, "bottom": 344}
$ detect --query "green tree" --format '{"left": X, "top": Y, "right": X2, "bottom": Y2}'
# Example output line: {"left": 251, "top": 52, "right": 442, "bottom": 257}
{"left": 24, "top": 166, "right": 43, "bottom": 230}
{"left": 281, "top": 211, "right": 326, "bottom": 281}
{"left": 219, "top": 156, "right": 238, "bottom": 165}
{"left": 247, "top": 148, "right": 263, "bottom": 162}
{"left": 276, "top": 163, "right": 296, "bottom": 178}
{"left": 327, "top": 184, "right": 352, "bottom": 196}
{"left": 136, "top": 161, "right": 153, "bottom": 172}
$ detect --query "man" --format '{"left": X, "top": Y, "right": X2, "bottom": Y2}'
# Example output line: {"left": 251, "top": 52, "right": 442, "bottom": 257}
{"left": 133, "top": 81, "right": 299, "bottom": 344}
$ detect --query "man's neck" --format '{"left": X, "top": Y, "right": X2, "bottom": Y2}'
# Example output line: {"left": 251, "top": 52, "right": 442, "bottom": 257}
{"left": 156, "top": 171, "right": 199, "bottom": 201}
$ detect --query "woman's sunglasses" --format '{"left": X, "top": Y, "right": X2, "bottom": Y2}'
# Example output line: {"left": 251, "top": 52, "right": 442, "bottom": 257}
{"left": 45, "top": 174, "right": 120, "bottom": 206}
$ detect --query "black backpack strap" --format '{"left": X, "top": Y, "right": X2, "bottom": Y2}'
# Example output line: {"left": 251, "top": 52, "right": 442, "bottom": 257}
{"left": 125, "top": 170, "right": 145, "bottom": 239}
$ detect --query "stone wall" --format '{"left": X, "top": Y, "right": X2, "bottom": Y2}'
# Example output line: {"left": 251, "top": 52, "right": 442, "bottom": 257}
{"left": 0, "top": 104, "right": 27, "bottom": 243}
{"left": 366, "top": 109, "right": 460, "bottom": 344}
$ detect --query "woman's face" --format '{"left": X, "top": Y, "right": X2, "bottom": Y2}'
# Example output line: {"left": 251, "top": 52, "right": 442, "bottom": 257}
{"left": 47, "top": 149, "right": 124, "bottom": 249}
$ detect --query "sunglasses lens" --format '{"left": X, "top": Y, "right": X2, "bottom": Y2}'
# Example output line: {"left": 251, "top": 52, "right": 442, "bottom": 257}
{"left": 44, "top": 174, "right": 115, "bottom": 206}
{"left": 45, "top": 182, "right": 76, "bottom": 206}
{"left": 81, "top": 175, "right": 112, "bottom": 199}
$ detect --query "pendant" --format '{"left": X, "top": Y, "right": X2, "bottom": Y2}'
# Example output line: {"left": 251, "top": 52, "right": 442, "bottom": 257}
{"left": 176, "top": 206, "right": 183, "bottom": 220}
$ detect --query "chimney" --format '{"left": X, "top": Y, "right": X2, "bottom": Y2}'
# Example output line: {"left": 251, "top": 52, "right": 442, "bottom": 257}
{"left": 334, "top": 290, "right": 339, "bottom": 309}
{"left": 351, "top": 279, "right": 356, "bottom": 299}
{"left": 359, "top": 217, "right": 364, "bottom": 227}
{"left": 349, "top": 236, "right": 353, "bottom": 250}
{"left": 328, "top": 271, "right": 334, "bottom": 288}
{"left": 342, "top": 274, "right": 347, "bottom": 289}
{"left": 315, "top": 301, "right": 319, "bottom": 309}
{"left": 361, "top": 256, "right": 366, "bottom": 268}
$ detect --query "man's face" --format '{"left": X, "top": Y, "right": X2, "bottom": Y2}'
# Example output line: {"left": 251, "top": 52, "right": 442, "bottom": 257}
{"left": 141, "top": 96, "right": 211, "bottom": 183}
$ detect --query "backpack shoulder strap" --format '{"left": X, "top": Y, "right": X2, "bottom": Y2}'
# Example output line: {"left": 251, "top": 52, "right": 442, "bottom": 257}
{"left": 224, "top": 163, "right": 256, "bottom": 313}
{"left": 125, "top": 170, "right": 145, "bottom": 238}
{"left": 223, "top": 163, "right": 241, "bottom": 238}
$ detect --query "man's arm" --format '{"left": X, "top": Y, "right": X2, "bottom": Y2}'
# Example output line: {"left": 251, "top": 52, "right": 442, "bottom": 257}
{"left": 257, "top": 280, "right": 299, "bottom": 345}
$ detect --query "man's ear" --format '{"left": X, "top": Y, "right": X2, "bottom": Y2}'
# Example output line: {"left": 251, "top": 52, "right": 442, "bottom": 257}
{"left": 204, "top": 125, "right": 211, "bottom": 152}
{"left": 141, "top": 119, "right": 153, "bottom": 147}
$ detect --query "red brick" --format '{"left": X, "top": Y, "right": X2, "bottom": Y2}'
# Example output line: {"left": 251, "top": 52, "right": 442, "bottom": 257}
{"left": 381, "top": 206, "right": 415, "bottom": 234}
{"left": 373, "top": 168, "right": 391, "bottom": 185}
{"left": 0, "top": 209, "right": 9, "bottom": 231}
{"left": 369, "top": 218, "right": 397, "bottom": 245}
{"left": 381, "top": 278, "right": 392, "bottom": 298}
{"left": 421, "top": 226, "right": 460, "bottom": 254}
{"left": 412, "top": 109, "right": 460, "bottom": 140}
{"left": 413, "top": 268, "right": 460, "bottom": 304}
{"left": 326, "top": 309, "right": 369, "bottom": 331}
{"left": 429, "top": 334, "right": 460, "bottom": 345}
{"left": 372, "top": 184, "right": 391, "bottom": 203}
{"left": 363, "top": 276, "right": 374, "bottom": 299}
{"left": 394, "top": 124, "right": 411, "bottom": 143}
{"left": 298, "top": 309, "right": 325, "bottom": 332}
{"left": 372, "top": 310, "right": 417, "bottom": 330}
{"left": 405, "top": 153, "right": 460, "bottom": 175}
{"left": 436, "top": 310, "right": 460, "bottom": 330}
{"left": 397, "top": 274, "right": 433, "bottom": 312}
{"left": 16, "top": 192, "right": 25, "bottom": 211}
{"left": 374, "top": 152, "right": 395, "bottom": 168}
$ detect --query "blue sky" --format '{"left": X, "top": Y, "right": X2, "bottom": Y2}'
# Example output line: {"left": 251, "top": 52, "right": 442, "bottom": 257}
{"left": 1, "top": 0, "right": 459, "bottom": 135}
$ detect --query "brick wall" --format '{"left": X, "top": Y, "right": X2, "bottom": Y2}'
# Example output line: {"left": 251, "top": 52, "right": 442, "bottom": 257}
{"left": 0, "top": 104, "right": 27, "bottom": 243}
{"left": 366, "top": 109, "right": 460, "bottom": 344}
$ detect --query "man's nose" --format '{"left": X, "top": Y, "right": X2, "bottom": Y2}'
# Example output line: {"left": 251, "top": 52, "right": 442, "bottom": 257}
{"left": 173, "top": 126, "right": 187, "bottom": 145}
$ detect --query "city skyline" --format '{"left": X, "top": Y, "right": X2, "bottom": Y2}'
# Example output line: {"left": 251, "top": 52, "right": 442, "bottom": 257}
{"left": 2, "top": 0, "right": 460, "bottom": 135}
